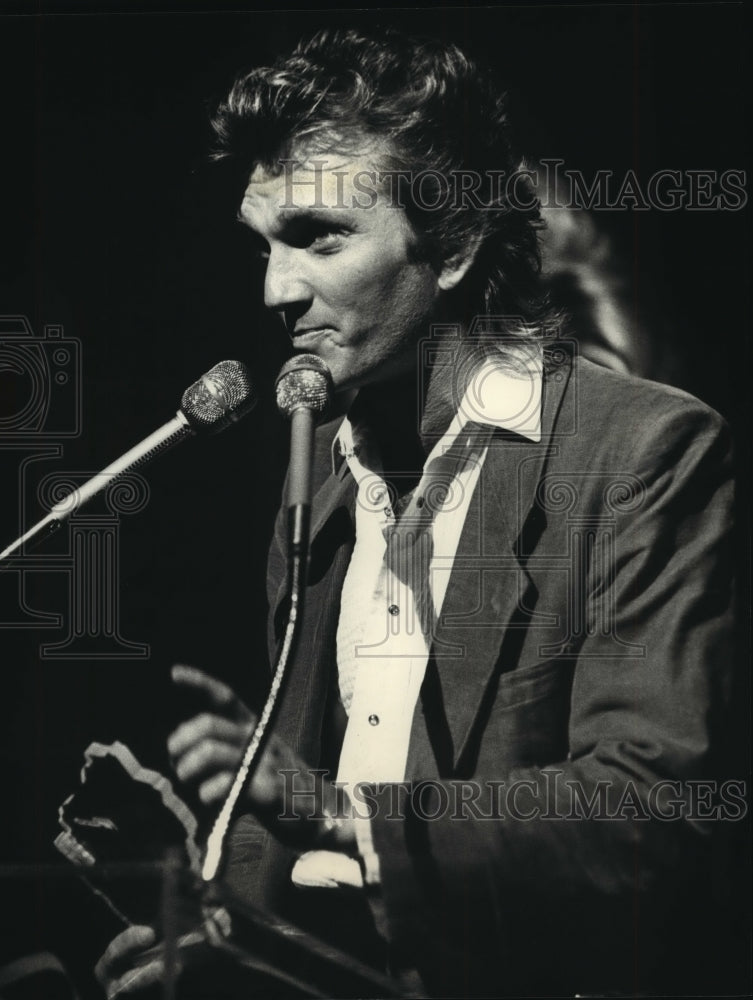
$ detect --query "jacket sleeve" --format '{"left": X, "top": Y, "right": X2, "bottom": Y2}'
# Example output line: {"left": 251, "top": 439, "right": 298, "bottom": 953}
{"left": 365, "top": 399, "right": 736, "bottom": 994}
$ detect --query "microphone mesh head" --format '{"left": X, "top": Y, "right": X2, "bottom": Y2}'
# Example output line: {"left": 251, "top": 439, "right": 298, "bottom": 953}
{"left": 180, "top": 360, "right": 257, "bottom": 433}
{"left": 275, "top": 354, "right": 333, "bottom": 420}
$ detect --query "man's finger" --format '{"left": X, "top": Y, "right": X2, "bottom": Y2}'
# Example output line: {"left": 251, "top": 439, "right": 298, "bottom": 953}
{"left": 171, "top": 664, "right": 247, "bottom": 717}
{"left": 174, "top": 740, "right": 243, "bottom": 784}
{"left": 95, "top": 925, "right": 157, "bottom": 985}
{"left": 108, "top": 957, "right": 167, "bottom": 998}
{"left": 167, "top": 713, "right": 250, "bottom": 759}
{"left": 198, "top": 771, "right": 233, "bottom": 805}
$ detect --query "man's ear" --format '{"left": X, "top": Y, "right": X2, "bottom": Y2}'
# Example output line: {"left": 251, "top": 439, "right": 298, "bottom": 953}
{"left": 437, "top": 237, "right": 482, "bottom": 291}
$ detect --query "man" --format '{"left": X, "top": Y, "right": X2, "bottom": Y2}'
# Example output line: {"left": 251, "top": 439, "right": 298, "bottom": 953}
{"left": 97, "top": 26, "right": 735, "bottom": 998}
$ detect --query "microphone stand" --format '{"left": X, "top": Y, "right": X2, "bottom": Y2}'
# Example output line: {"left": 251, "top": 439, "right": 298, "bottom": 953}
{"left": 201, "top": 404, "right": 315, "bottom": 884}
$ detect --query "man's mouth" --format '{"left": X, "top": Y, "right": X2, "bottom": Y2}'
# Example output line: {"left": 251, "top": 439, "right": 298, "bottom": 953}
{"left": 291, "top": 327, "right": 332, "bottom": 342}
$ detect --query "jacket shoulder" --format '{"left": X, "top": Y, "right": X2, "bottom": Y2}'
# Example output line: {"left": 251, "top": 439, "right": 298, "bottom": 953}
{"left": 562, "top": 355, "right": 730, "bottom": 453}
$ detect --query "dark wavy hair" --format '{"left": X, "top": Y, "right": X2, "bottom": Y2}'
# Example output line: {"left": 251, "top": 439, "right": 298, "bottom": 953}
{"left": 211, "top": 27, "right": 557, "bottom": 343}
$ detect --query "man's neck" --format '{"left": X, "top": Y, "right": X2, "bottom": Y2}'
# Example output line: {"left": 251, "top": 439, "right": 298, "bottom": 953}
{"left": 347, "top": 374, "right": 425, "bottom": 475}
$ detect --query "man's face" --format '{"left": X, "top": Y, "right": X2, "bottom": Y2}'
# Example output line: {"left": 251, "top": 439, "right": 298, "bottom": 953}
{"left": 239, "top": 150, "right": 445, "bottom": 392}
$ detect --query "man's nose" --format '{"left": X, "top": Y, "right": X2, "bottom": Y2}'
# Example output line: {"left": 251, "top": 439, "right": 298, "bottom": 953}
{"left": 263, "top": 246, "right": 310, "bottom": 312}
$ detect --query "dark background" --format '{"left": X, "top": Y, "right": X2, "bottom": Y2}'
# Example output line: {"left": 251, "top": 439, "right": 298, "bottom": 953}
{"left": 0, "top": 3, "right": 749, "bottom": 996}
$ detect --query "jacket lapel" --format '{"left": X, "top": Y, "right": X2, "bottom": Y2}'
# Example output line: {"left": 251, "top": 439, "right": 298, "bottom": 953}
{"left": 418, "top": 347, "right": 574, "bottom": 772}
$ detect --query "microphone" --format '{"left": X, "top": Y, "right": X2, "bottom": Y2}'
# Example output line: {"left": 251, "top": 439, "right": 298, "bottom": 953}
{"left": 201, "top": 354, "right": 332, "bottom": 884}
{"left": 274, "top": 354, "right": 333, "bottom": 553}
{"left": 0, "top": 360, "right": 256, "bottom": 564}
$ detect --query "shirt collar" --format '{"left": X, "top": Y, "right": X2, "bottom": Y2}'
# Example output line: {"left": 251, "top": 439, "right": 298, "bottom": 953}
{"left": 331, "top": 347, "right": 543, "bottom": 476}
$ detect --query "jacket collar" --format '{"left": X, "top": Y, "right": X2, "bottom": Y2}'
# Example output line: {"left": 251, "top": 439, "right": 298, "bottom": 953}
{"left": 330, "top": 348, "right": 544, "bottom": 480}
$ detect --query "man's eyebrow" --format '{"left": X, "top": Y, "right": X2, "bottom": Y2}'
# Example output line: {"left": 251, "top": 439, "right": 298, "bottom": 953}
{"left": 237, "top": 206, "right": 358, "bottom": 233}
{"left": 277, "top": 207, "right": 357, "bottom": 226}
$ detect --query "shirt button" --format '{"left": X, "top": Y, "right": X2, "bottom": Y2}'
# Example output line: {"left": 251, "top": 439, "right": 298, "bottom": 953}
{"left": 388, "top": 604, "right": 400, "bottom": 616}
{"left": 368, "top": 714, "right": 380, "bottom": 726}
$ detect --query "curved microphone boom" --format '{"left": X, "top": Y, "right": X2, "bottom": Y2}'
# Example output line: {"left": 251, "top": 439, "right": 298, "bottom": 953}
{"left": 202, "top": 354, "right": 333, "bottom": 883}
{"left": 0, "top": 360, "right": 256, "bottom": 565}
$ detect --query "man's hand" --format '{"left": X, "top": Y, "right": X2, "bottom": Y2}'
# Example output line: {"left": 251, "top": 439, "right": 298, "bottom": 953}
{"left": 94, "top": 925, "right": 166, "bottom": 998}
{"left": 167, "top": 665, "right": 355, "bottom": 854}
{"left": 167, "top": 665, "right": 256, "bottom": 808}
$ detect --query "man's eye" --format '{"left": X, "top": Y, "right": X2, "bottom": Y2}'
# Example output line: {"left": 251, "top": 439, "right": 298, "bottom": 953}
{"left": 286, "top": 221, "right": 350, "bottom": 253}
{"left": 308, "top": 230, "right": 344, "bottom": 253}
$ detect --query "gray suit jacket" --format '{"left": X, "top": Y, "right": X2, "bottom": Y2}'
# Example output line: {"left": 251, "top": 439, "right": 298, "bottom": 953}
{"left": 227, "top": 348, "right": 735, "bottom": 996}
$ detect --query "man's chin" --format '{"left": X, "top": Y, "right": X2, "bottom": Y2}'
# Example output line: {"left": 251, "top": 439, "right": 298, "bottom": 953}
{"left": 288, "top": 345, "right": 417, "bottom": 398}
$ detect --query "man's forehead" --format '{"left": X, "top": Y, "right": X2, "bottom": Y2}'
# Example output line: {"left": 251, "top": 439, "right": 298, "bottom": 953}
{"left": 248, "top": 154, "right": 355, "bottom": 183}
{"left": 242, "top": 144, "right": 390, "bottom": 215}
{"left": 247, "top": 153, "right": 365, "bottom": 184}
